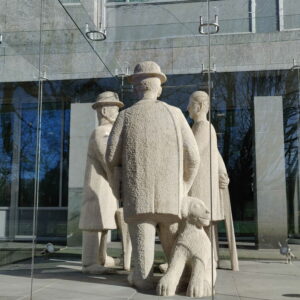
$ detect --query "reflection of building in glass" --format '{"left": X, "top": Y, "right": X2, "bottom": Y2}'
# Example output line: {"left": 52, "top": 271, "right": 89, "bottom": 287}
{"left": 0, "top": 0, "right": 299, "bottom": 249}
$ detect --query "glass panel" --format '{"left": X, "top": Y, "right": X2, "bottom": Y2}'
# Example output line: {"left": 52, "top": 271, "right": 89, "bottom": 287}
{"left": 0, "top": 0, "right": 42, "bottom": 298}
{"left": 210, "top": 1, "right": 300, "bottom": 300}
{"left": 284, "top": 67, "right": 300, "bottom": 238}
{"left": 30, "top": 0, "right": 113, "bottom": 295}
{"left": 29, "top": 0, "right": 212, "bottom": 299}
{"left": 283, "top": 0, "right": 300, "bottom": 29}
{"left": 4, "top": 0, "right": 299, "bottom": 299}
{"left": 256, "top": 0, "right": 278, "bottom": 33}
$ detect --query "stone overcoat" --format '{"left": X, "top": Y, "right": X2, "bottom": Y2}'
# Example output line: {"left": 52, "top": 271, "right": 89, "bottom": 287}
{"left": 106, "top": 99, "right": 200, "bottom": 223}
{"left": 79, "top": 124, "right": 118, "bottom": 231}
{"left": 218, "top": 152, "right": 229, "bottom": 217}
{"left": 189, "top": 120, "right": 224, "bottom": 221}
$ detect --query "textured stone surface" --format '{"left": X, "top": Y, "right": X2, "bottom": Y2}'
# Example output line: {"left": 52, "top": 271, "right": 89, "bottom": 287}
{"left": 1, "top": 0, "right": 300, "bottom": 82}
{"left": 115, "top": 208, "right": 132, "bottom": 271}
{"left": 67, "top": 103, "right": 96, "bottom": 247}
{"left": 157, "top": 197, "right": 216, "bottom": 298}
{"left": 106, "top": 61, "right": 200, "bottom": 290}
{"left": 67, "top": 187, "right": 83, "bottom": 247}
{"left": 188, "top": 91, "right": 238, "bottom": 271}
{"left": 254, "top": 96, "right": 288, "bottom": 248}
{"left": 218, "top": 154, "right": 239, "bottom": 271}
{"left": 188, "top": 91, "right": 224, "bottom": 221}
{"left": 68, "top": 103, "right": 96, "bottom": 189}
{"left": 79, "top": 94, "right": 121, "bottom": 231}
{"left": 79, "top": 92, "right": 123, "bottom": 271}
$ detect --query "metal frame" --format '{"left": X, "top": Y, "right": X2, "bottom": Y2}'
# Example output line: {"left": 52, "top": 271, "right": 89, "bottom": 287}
{"left": 199, "top": 15, "right": 219, "bottom": 35}
{"left": 278, "top": 0, "right": 284, "bottom": 31}
{"left": 250, "top": 0, "right": 256, "bottom": 33}
{"left": 201, "top": 63, "right": 216, "bottom": 74}
{"left": 85, "top": 0, "right": 107, "bottom": 41}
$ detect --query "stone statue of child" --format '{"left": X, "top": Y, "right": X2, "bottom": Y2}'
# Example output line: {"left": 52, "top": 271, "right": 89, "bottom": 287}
{"left": 187, "top": 91, "right": 238, "bottom": 270}
{"left": 106, "top": 61, "right": 200, "bottom": 290}
{"left": 79, "top": 91, "right": 124, "bottom": 274}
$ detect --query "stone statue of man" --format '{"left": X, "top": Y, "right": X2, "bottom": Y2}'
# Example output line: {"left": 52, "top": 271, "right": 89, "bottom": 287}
{"left": 187, "top": 91, "right": 238, "bottom": 269}
{"left": 79, "top": 91, "right": 124, "bottom": 274}
{"left": 106, "top": 61, "right": 200, "bottom": 290}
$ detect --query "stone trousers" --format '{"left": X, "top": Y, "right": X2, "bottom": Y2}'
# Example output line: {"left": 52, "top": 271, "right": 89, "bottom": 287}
{"left": 128, "top": 220, "right": 178, "bottom": 286}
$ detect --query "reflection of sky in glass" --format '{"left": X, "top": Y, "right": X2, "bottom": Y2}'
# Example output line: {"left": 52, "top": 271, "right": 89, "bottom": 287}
{"left": 0, "top": 73, "right": 299, "bottom": 232}
{"left": 19, "top": 104, "right": 38, "bottom": 180}
{"left": 40, "top": 104, "right": 62, "bottom": 180}
{"left": 18, "top": 101, "right": 70, "bottom": 207}
{"left": 19, "top": 103, "right": 68, "bottom": 179}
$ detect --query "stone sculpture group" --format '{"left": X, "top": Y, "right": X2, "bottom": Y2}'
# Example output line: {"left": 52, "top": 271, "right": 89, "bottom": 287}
{"left": 79, "top": 61, "right": 238, "bottom": 297}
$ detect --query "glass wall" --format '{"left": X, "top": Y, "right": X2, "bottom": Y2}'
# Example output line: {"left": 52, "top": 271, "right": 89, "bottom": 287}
{"left": 0, "top": 0, "right": 42, "bottom": 297}
{"left": 0, "top": 0, "right": 299, "bottom": 299}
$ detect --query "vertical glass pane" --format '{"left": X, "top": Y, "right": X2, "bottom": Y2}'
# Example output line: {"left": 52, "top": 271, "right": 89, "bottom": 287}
{"left": 2, "top": 0, "right": 298, "bottom": 299}
{"left": 31, "top": 0, "right": 213, "bottom": 299}
{"left": 284, "top": 68, "right": 300, "bottom": 239}
{"left": 210, "top": 0, "right": 300, "bottom": 300}
{"left": 0, "top": 0, "right": 42, "bottom": 298}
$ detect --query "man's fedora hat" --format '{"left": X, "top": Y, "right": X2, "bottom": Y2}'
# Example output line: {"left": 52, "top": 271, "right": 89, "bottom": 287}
{"left": 92, "top": 91, "right": 124, "bottom": 110}
{"left": 127, "top": 61, "right": 167, "bottom": 83}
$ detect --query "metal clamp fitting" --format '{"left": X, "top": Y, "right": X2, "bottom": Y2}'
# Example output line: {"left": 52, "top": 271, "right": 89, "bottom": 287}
{"left": 199, "top": 15, "right": 220, "bottom": 35}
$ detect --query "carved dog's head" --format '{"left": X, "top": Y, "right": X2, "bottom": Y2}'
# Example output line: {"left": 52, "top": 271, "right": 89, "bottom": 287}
{"left": 182, "top": 197, "right": 211, "bottom": 228}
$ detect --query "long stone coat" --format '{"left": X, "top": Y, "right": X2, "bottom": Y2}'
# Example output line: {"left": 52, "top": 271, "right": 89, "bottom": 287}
{"left": 189, "top": 120, "right": 224, "bottom": 221}
{"left": 106, "top": 99, "right": 200, "bottom": 224}
{"left": 79, "top": 124, "right": 118, "bottom": 231}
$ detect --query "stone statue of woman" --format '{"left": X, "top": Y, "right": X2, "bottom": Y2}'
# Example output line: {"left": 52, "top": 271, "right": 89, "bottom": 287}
{"left": 187, "top": 91, "right": 238, "bottom": 270}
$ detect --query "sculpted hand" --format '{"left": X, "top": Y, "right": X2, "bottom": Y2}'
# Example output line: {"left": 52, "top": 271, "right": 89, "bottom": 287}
{"left": 219, "top": 173, "right": 229, "bottom": 189}
{"left": 112, "top": 167, "right": 122, "bottom": 199}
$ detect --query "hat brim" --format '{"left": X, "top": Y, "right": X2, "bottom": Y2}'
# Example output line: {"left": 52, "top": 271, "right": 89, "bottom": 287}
{"left": 127, "top": 72, "right": 167, "bottom": 83}
{"left": 92, "top": 101, "right": 124, "bottom": 109}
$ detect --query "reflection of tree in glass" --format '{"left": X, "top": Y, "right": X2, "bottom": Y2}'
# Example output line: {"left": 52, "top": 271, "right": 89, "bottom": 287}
{"left": 19, "top": 104, "right": 38, "bottom": 207}
{"left": 0, "top": 110, "right": 13, "bottom": 206}
{"left": 210, "top": 72, "right": 255, "bottom": 238}
{"left": 283, "top": 70, "right": 300, "bottom": 236}
{"left": 211, "top": 70, "right": 299, "bottom": 238}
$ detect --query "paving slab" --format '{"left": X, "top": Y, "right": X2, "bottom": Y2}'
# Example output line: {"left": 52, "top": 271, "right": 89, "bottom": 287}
{"left": 0, "top": 258, "right": 300, "bottom": 300}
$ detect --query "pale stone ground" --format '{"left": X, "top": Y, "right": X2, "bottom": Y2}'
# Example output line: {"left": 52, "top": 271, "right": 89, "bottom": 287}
{"left": 0, "top": 247, "right": 300, "bottom": 300}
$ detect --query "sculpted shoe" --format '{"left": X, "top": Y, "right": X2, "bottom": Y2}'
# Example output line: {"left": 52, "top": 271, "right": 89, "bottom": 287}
{"left": 132, "top": 279, "right": 155, "bottom": 291}
{"left": 159, "top": 263, "right": 168, "bottom": 273}
{"left": 104, "top": 256, "right": 115, "bottom": 267}
{"left": 128, "top": 270, "right": 154, "bottom": 291}
{"left": 127, "top": 270, "right": 134, "bottom": 285}
{"left": 82, "top": 264, "right": 106, "bottom": 274}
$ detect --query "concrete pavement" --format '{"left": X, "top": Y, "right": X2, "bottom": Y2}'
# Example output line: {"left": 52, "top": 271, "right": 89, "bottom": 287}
{"left": 0, "top": 255, "right": 300, "bottom": 300}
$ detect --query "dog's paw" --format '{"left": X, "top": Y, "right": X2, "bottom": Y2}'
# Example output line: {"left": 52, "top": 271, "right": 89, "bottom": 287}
{"left": 157, "top": 276, "right": 176, "bottom": 296}
{"left": 187, "top": 280, "right": 206, "bottom": 298}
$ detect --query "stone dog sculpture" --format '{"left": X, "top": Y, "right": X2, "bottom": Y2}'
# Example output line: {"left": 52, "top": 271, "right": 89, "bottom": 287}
{"left": 157, "top": 197, "right": 216, "bottom": 298}
{"left": 79, "top": 92, "right": 124, "bottom": 274}
{"left": 106, "top": 61, "right": 200, "bottom": 290}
